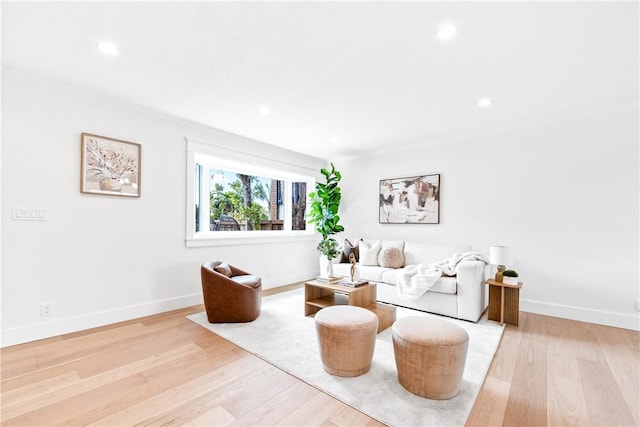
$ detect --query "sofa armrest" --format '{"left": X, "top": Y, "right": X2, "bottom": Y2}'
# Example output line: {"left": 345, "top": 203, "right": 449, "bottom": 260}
{"left": 456, "top": 260, "right": 488, "bottom": 322}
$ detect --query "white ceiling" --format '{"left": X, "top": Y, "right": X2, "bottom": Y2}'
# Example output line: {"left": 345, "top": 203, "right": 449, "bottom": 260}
{"left": 2, "top": 1, "right": 638, "bottom": 159}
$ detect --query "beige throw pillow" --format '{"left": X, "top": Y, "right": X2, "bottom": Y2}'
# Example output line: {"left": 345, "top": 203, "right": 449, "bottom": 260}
{"left": 378, "top": 247, "right": 405, "bottom": 268}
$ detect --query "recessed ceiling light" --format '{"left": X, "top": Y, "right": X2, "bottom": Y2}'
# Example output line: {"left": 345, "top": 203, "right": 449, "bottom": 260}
{"left": 259, "top": 106, "right": 270, "bottom": 116}
{"left": 97, "top": 41, "right": 118, "bottom": 55}
{"left": 438, "top": 23, "right": 457, "bottom": 40}
{"left": 478, "top": 97, "right": 493, "bottom": 108}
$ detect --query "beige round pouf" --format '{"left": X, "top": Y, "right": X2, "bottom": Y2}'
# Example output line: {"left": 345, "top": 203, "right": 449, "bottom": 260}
{"left": 314, "top": 305, "right": 379, "bottom": 377}
{"left": 392, "top": 316, "right": 469, "bottom": 399}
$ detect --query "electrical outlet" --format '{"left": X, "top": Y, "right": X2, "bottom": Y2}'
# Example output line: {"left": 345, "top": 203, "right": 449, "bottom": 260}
{"left": 635, "top": 300, "right": 640, "bottom": 312}
{"left": 41, "top": 302, "right": 52, "bottom": 317}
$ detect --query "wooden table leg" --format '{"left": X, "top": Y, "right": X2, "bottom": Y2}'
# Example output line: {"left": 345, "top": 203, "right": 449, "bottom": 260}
{"left": 500, "top": 286, "right": 505, "bottom": 324}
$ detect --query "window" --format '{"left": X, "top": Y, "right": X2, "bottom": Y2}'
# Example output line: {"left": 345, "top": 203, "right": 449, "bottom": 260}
{"left": 201, "top": 167, "right": 305, "bottom": 232}
{"left": 194, "top": 164, "right": 201, "bottom": 232}
{"left": 186, "top": 139, "right": 316, "bottom": 247}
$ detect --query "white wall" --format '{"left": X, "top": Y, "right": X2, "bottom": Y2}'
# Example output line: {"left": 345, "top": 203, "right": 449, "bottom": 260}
{"left": 3, "top": 69, "right": 637, "bottom": 348}
{"left": 336, "top": 103, "right": 639, "bottom": 330}
{"left": 1, "top": 69, "right": 324, "bottom": 347}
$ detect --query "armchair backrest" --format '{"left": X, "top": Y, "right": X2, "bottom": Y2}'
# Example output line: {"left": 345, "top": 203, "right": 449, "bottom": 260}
{"left": 201, "top": 261, "right": 254, "bottom": 285}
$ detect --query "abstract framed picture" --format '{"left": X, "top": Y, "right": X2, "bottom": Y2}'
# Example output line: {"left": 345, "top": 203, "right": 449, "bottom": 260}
{"left": 379, "top": 174, "right": 440, "bottom": 224}
{"left": 80, "top": 133, "right": 141, "bottom": 197}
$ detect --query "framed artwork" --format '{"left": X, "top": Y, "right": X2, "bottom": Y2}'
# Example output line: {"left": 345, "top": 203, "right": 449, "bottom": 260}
{"left": 379, "top": 174, "right": 440, "bottom": 224}
{"left": 80, "top": 133, "right": 141, "bottom": 197}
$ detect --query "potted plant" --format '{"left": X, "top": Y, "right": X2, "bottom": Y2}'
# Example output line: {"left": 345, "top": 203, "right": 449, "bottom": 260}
{"left": 502, "top": 269, "right": 519, "bottom": 285}
{"left": 308, "top": 163, "right": 344, "bottom": 279}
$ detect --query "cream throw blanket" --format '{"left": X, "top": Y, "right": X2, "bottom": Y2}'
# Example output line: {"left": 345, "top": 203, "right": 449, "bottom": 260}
{"left": 397, "top": 252, "right": 489, "bottom": 300}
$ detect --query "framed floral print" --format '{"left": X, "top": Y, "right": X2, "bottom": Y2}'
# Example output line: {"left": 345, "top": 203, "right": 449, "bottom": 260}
{"left": 80, "top": 133, "right": 141, "bottom": 197}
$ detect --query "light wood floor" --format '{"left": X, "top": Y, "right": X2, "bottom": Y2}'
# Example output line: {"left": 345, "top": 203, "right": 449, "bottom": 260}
{"left": 1, "top": 290, "right": 638, "bottom": 426}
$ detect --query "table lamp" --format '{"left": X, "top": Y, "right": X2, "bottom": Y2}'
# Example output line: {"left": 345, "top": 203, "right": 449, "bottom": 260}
{"left": 489, "top": 245, "right": 513, "bottom": 282}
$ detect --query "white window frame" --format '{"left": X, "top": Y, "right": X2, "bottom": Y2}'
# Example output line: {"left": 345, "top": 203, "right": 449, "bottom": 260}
{"left": 185, "top": 138, "right": 316, "bottom": 247}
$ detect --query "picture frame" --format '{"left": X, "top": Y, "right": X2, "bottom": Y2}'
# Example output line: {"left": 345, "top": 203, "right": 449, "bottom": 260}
{"left": 379, "top": 174, "right": 440, "bottom": 224}
{"left": 80, "top": 133, "right": 141, "bottom": 197}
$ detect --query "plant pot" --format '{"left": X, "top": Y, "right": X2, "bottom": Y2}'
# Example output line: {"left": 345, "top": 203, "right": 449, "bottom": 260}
{"left": 503, "top": 276, "right": 519, "bottom": 285}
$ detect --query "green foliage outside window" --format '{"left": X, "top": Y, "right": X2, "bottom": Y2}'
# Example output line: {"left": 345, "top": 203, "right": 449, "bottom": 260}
{"left": 209, "top": 175, "right": 269, "bottom": 230}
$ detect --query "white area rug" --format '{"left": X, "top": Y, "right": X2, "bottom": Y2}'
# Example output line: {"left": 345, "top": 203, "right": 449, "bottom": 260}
{"left": 187, "top": 288, "right": 504, "bottom": 427}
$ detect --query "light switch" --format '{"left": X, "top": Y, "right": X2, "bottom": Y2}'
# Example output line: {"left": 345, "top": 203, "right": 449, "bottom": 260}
{"left": 13, "top": 207, "right": 47, "bottom": 221}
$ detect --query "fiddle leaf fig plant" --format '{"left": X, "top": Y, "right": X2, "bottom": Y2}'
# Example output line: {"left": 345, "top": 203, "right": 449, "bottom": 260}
{"left": 308, "top": 163, "right": 345, "bottom": 260}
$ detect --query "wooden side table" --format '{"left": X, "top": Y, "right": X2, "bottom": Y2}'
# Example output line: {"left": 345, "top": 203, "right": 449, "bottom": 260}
{"left": 485, "top": 279, "right": 522, "bottom": 326}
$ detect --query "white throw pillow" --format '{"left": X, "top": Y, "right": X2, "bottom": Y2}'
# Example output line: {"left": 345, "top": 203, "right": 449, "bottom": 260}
{"left": 359, "top": 240, "right": 382, "bottom": 266}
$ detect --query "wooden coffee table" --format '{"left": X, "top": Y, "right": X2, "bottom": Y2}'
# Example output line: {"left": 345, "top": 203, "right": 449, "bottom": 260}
{"left": 304, "top": 279, "right": 396, "bottom": 333}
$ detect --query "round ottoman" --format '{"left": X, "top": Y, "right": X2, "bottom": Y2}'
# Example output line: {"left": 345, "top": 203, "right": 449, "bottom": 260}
{"left": 314, "top": 305, "right": 379, "bottom": 377}
{"left": 392, "top": 316, "right": 469, "bottom": 399}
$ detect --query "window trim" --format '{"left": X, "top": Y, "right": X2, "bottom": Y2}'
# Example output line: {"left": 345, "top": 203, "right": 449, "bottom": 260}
{"left": 185, "top": 138, "right": 317, "bottom": 247}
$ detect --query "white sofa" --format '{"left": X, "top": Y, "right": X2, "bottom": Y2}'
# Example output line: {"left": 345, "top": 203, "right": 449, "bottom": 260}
{"left": 332, "top": 239, "right": 488, "bottom": 322}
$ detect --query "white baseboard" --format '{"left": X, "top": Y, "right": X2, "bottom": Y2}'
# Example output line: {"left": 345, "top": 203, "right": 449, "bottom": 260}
{"left": 9, "top": 283, "right": 634, "bottom": 348}
{"left": 1, "top": 271, "right": 318, "bottom": 348}
{"left": 1, "top": 293, "right": 203, "bottom": 348}
{"left": 262, "top": 271, "right": 316, "bottom": 289}
{"left": 521, "top": 299, "right": 640, "bottom": 331}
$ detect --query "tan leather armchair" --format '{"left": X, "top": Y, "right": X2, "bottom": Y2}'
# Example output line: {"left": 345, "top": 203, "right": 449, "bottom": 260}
{"left": 201, "top": 261, "right": 262, "bottom": 323}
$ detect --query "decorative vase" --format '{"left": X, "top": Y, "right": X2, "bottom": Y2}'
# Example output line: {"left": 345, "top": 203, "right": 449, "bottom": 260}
{"left": 319, "top": 255, "right": 334, "bottom": 279}
{"left": 100, "top": 178, "right": 122, "bottom": 192}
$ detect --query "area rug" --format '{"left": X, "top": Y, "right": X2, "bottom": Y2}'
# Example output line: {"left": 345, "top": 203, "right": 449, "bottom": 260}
{"left": 187, "top": 288, "right": 504, "bottom": 427}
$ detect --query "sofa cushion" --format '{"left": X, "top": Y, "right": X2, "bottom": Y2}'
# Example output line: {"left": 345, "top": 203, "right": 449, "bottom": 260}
{"left": 381, "top": 269, "right": 457, "bottom": 294}
{"left": 432, "top": 277, "right": 457, "bottom": 294}
{"left": 332, "top": 263, "right": 394, "bottom": 282}
{"left": 378, "top": 247, "right": 404, "bottom": 268}
{"left": 356, "top": 265, "right": 394, "bottom": 282}
{"left": 339, "top": 238, "right": 360, "bottom": 263}
{"left": 403, "top": 242, "right": 471, "bottom": 266}
{"left": 231, "top": 274, "right": 262, "bottom": 289}
{"left": 359, "top": 240, "right": 382, "bottom": 266}
{"left": 380, "top": 269, "right": 401, "bottom": 284}
{"left": 332, "top": 262, "right": 351, "bottom": 278}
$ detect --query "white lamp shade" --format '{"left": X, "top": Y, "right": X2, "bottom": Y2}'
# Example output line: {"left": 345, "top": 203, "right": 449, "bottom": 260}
{"left": 489, "top": 245, "right": 513, "bottom": 266}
